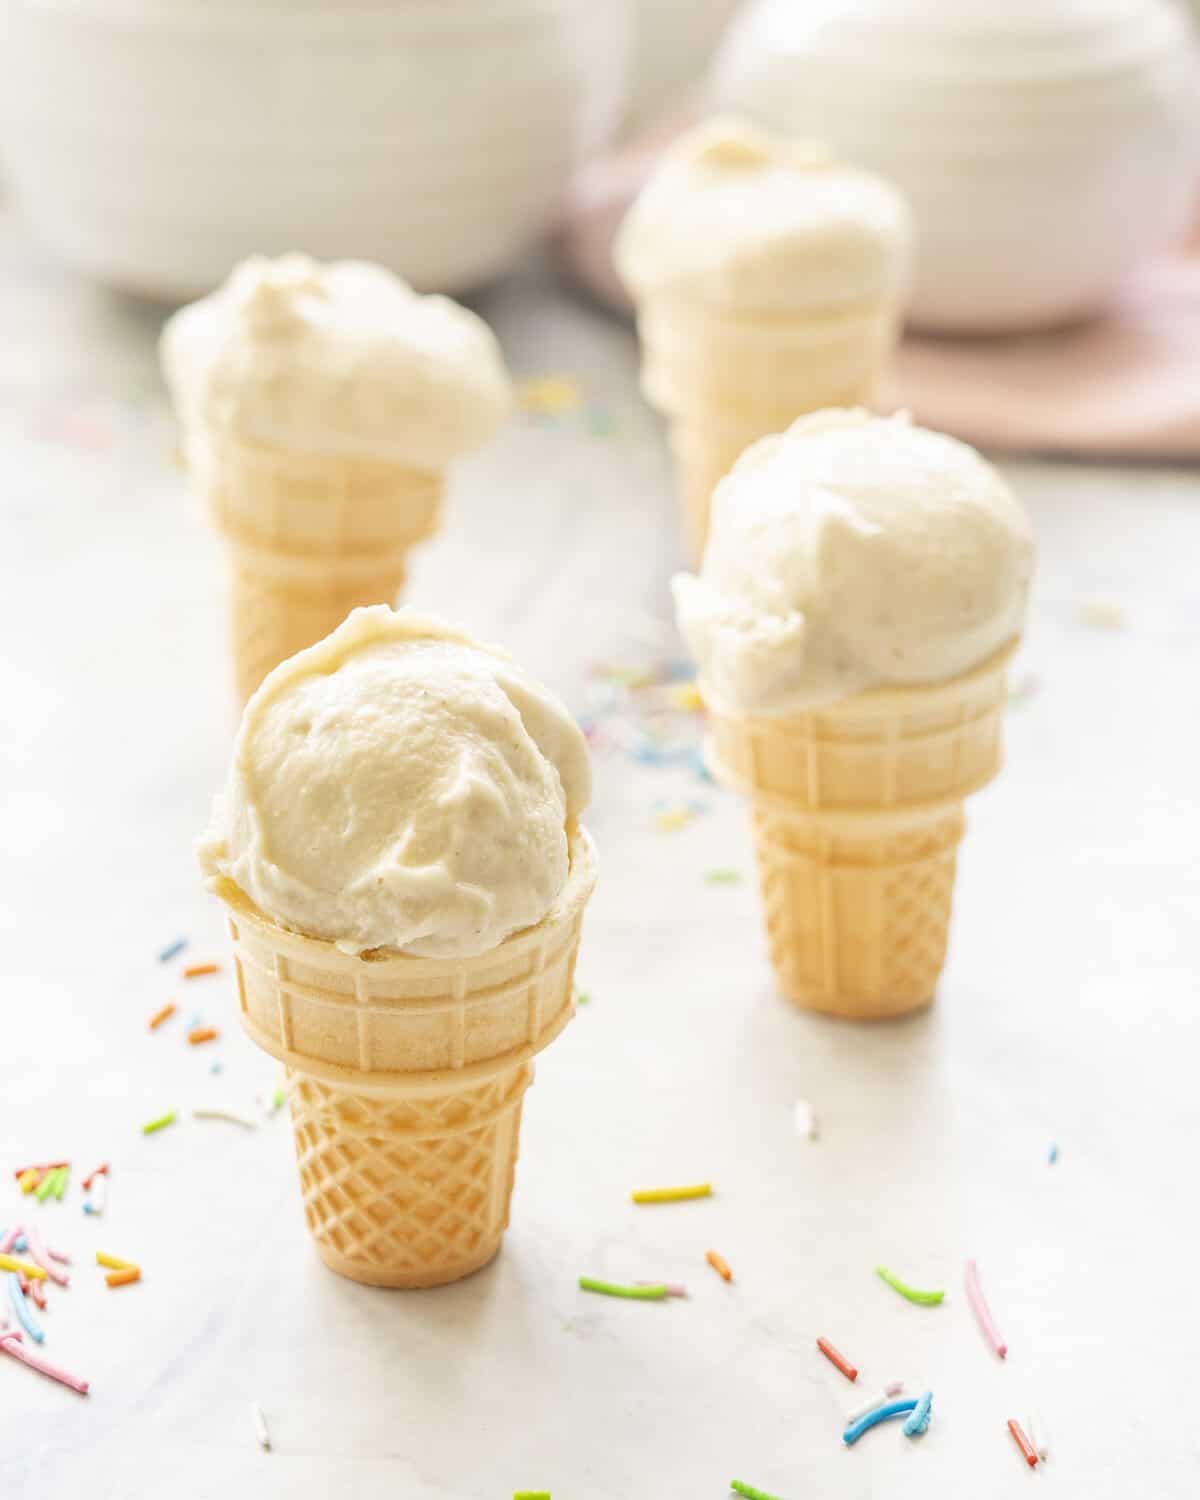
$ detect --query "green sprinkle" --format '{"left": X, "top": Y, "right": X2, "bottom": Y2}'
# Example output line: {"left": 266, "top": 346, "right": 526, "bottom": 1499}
{"left": 514, "top": 1493, "right": 551, "bottom": 1499}
{"left": 51, "top": 1166, "right": 69, "bottom": 1200}
{"left": 705, "top": 868, "right": 741, "bottom": 884}
{"left": 875, "top": 1266, "right": 945, "bottom": 1306}
{"left": 578, "top": 1277, "right": 667, "bottom": 1301}
{"left": 731, "top": 1482, "right": 786, "bottom": 1500}
{"left": 272, "top": 1086, "right": 285, "bottom": 1111}
{"left": 575, "top": 991, "right": 591, "bottom": 1007}
{"left": 142, "top": 1110, "right": 177, "bottom": 1135}
{"left": 34, "top": 1170, "right": 58, "bottom": 1202}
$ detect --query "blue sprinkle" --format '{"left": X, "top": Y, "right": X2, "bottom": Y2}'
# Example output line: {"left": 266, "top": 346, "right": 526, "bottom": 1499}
{"left": 7, "top": 1272, "right": 44, "bottom": 1344}
{"left": 159, "top": 937, "right": 187, "bottom": 963}
{"left": 903, "top": 1391, "right": 933, "bottom": 1437}
{"left": 843, "top": 1398, "right": 918, "bottom": 1446}
{"left": 188, "top": 1011, "right": 203, "bottom": 1029}
{"left": 210, "top": 1061, "right": 224, "bottom": 1075}
{"left": 1048, "top": 1143, "right": 1059, "bottom": 1165}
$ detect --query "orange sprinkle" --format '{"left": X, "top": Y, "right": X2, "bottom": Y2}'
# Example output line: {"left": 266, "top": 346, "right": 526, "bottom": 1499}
{"left": 706, "top": 1249, "right": 733, "bottom": 1283}
{"left": 148, "top": 1003, "right": 177, "bottom": 1030}
{"left": 106, "top": 1267, "right": 141, "bottom": 1289}
{"left": 183, "top": 963, "right": 219, "bottom": 979}
{"left": 187, "top": 1027, "right": 219, "bottom": 1045}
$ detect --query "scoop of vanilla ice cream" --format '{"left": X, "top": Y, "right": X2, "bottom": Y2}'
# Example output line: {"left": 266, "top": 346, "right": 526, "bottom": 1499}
{"left": 672, "top": 410, "right": 1034, "bottom": 715}
{"left": 160, "top": 254, "right": 511, "bottom": 469}
{"left": 198, "top": 607, "right": 591, "bottom": 958}
{"left": 613, "top": 117, "right": 912, "bottom": 312}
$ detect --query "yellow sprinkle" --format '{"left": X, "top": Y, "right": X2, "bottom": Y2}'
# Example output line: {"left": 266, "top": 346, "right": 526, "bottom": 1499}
{"left": 631, "top": 1183, "right": 712, "bottom": 1205}
{"left": 517, "top": 375, "right": 585, "bottom": 415}
{"left": 667, "top": 682, "right": 703, "bottom": 712}
{"left": 96, "top": 1251, "right": 137, "bottom": 1272}
{"left": 17, "top": 1169, "right": 40, "bottom": 1194}
{"left": 655, "top": 808, "right": 691, "bottom": 832}
{"left": 0, "top": 1254, "right": 47, "bottom": 1281}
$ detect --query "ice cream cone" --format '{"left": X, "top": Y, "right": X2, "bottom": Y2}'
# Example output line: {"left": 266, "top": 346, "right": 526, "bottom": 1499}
{"left": 704, "top": 646, "right": 1014, "bottom": 1019}
{"left": 190, "top": 435, "right": 443, "bottom": 702}
{"left": 643, "top": 297, "right": 897, "bottom": 558}
{"left": 214, "top": 827, "right": 596, "bottom": 1288}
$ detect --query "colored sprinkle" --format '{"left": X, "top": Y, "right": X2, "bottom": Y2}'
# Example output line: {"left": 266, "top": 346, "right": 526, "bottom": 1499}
{"left": 965, "top": 1258, "right": 1007, "bottom": 1358}
{"left": 655, "top": 806, "right": 691, "bottom": 832}
{"left": 159, "top": 938, "right": 187, "bottom": 963}
{"left": 0, "top": 1331, "right": 90, "bottom": 1395}
{"left": 106, "top": 1267, "right": 141, "bottom": 1288}
{"left": 83, "top": 1175, "right": 108, "bottom": 1217}
{"left": 188, "top": 1026, "right": 219, "bottom": 1045}
{"left": 183, "top": 963, "right": 219, "bottom": 979}
{"left": 843, "top": 1398, "right": 918, "bottom": 1446}
{"left": 81, "top": 1163, "right": 109, "bottom": 1191}
{"left": 706, "top": 1250, "right": 733, "bottom": 1283}
{"left": 578, "top": 1277, "right": 668, "bottom": 1301}
{"left": 51, "top": 1167, "right": 68, "bottom": 1201}
{"left": 28, "top": 1278, "right": 47, "bottom": 1311}
{"left": 903, "top": 1391, "right": 933, "bottom": 1437}
{"left": 847, "top": 1384, "right": 904, "bottom": 1425}
{"left": 667, "top": 682, "right": 703, "bottom": 712}
{"left": 705, "top": 868, "right": 741, "bottom": 884}
{"left": 633, "top": 1281, "right": 689, "bottom": 1298}
{"left": 23, "top": 1228, "right": 68, "bottom": 1287}
{"left": 0, "top": 1255, "right": 46, "bottom": 1282}
{"left": 1078, "top": 600, "right": 1127, "bottom": 631}
{"left": 817, "top": 1337, "right": 857, "bottom": 1382}
{"left": 0, "top": 1228, "right": 22, "bottom": 1255}
{"left": 34, "top": 1171, "right": 58, "bottom": 1203}
{"left": 517, "top": 375, "right": 585, "bottom": 416}
{"left": 193, "top": 1108, "right": 257, "bottom": 1130}
{"left": 148, "top": 1002, "right": 177, "bottom": 1030}
{"left": 1028, "top": 1408, "right": 1051, "bottom": 1462}
{"left": 730, "top": 1482, "right": 786, "bottom": 1500}
{"left": 142, "top": 1110, "right": 176, "bottom": 1135}
{"left": 1048, "top": 1143, "right": 1059, "bottom": 1165}
{"left": 631, "top": 1183, "right": 712, "bottom": 1205}
{"left": 7, "top": 1274, "right": 44, "bottom": 1343}
{"left": 12, "top": 1162, "right": 68, "bottom": 1181}
{"left": 271, "top": 1086, "right": 286, "bottom": 1113}
{"left": 513, "top": 1493, "right": 551, "bottom": 1499}
{"left": 17, "top": 1170, "right": 40, "bottom": 1194}
{"left": 1008, "top": 1418, "right": 1039, "bottom": 1468}
{"left": 252, "top": 1401, "right": 271, "bottom": 1451}
{"left": 96, "top": 1252, "right": 136, "bottom": 1272}
{"left": 794, "top": 1100, "right": 818, "bottom": 1140}
{"left": 210, "top": 1061, "right": 224, "bottom": 1075}
{"left": 575, "top": 991, "right": 591, "bottom": 1007}
{"left": 875, "top": 1266, "right": 945, "bottom": 1306}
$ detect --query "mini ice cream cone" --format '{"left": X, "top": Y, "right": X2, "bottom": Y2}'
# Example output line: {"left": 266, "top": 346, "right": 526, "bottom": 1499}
{"left": 162, "top": 255, "right": 511, "bottom": 701}
{"left": 615, "top": 120, "right": 911, "bottom": 558}
{"left": 214, "top": 827, "right": 596, "bottom": 1288}
{"left": 705, "top": 648, "right": 1013, "bottom": 1019}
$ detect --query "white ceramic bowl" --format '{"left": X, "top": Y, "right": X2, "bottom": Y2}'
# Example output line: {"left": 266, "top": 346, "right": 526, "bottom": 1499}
{"left": 714, "top": 0, "right": 1200, "bottom": 332}
{"left": 0, "top": 0, "right": 632, "bottom": 299}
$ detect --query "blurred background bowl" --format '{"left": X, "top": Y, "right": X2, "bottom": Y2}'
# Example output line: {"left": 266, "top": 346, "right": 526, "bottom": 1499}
{"left": 0, "top": 0, "right": 633, "bottom": 300}
{"left": 714, "top": 0, "right": 1200, "bottom": 333}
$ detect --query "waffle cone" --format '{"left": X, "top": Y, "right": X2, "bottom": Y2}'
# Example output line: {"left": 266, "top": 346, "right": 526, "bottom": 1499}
{"left": 186, "top": 434, "right": 443, "bottom": 700}
{"left": 705, "top": 647, "right": 1015, "bottom": 1019}
{"left": 635, "top": 296, "right": 900, "bottom": 556}
{"left": 215, "top": 828, "right": 596, "bottom": 1288}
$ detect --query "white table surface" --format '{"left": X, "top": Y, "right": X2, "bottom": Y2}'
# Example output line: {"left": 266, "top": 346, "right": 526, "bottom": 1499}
{"left": 2, "top": 210, "right": 1199, "bottom": 1500}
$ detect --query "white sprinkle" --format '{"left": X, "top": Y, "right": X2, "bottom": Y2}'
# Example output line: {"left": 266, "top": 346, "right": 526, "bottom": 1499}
{"left": 83, "top": 1174, "right": 108, "bottom": 1217}
{"left": 194, "top": 1108, "right": 258, "bottom": 1131}
{"left": 1028, "top": 1407, "right": 1051, "bottom": 1461}
{"left": 251, "top": 1401, "right": 271, "bottom": 1452}
{"left": 847, "top": 1383, "right": 903, "bottom": 1425}
{"left": 794, "top": 1099, "right": 818, "bottom": 1140}
{"left": 1078, "top": 600, "right": 1128, "bottom": 630}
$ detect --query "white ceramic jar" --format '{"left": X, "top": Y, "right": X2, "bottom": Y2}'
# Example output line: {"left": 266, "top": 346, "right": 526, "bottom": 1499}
{"left": 0, "top": 0, "right": 632, "bottom": 299}
{"left": 713, "top": 0, "right": 1200, "bottom": 332}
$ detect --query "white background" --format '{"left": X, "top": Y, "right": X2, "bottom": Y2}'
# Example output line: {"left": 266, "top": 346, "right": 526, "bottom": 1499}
{"left": 2, "top": 215, "right": 1199, "bottom": 1499}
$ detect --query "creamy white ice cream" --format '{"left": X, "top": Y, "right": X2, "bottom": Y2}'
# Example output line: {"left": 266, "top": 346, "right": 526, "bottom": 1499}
{"left": 198, "top": 607, "right": 591, "bottom": 958}
{"left": 613, "top": 116, "right": 912, "bottom": 313}
{"left": 672, "top": 409, "right": 1034, "bottom": 715}
{"left": 160, "top": 254, "right": 511, "bottom": 469}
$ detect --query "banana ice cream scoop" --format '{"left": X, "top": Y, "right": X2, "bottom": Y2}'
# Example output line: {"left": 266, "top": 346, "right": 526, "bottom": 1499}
{"left": 199, "top": 606, "right": 590, "bottom": 958}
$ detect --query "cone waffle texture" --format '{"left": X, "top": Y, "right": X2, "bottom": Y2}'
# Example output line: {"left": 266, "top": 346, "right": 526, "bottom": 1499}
{"left": 190, "top": 434, "right": 443, "bottom": 701}
{"left": 705, "top": 647, "right": 1014, "bottom": 1020}
{"left": 635, "top": 296, "right": 900, "bottom": 555}
{"left": 218, "top": 827, "right": 596, "bottom": 1288}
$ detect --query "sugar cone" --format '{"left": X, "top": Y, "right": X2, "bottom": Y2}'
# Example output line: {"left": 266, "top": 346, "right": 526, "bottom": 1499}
{"left": 635, "top": 296, "right": 900, "bottom": 558}
{"left": 186, "top": 434, "right": 443, "bottom": 701}
{"left": 215, "top": 828, "right": 596, "bottom": 1288}
{"left": 704, "top": 646, "right": 1015, "bottom": 1019}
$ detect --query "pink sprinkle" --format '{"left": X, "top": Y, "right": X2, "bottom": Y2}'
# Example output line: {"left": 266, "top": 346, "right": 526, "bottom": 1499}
{"left": 634, "top": 1280, "right": 689, "bottom": 1298}
{"left": 965, "top": 1258, "right": 1007, "bottom": 1359}
{"left": 0, "top": 1331, "right": 90, "bottom": 1396}
{"left": 23, "top": 1226, "right": 69, "bottom": 1287}
{"left": 0, "top": 1226, "right": 22, "bottom": 1256}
